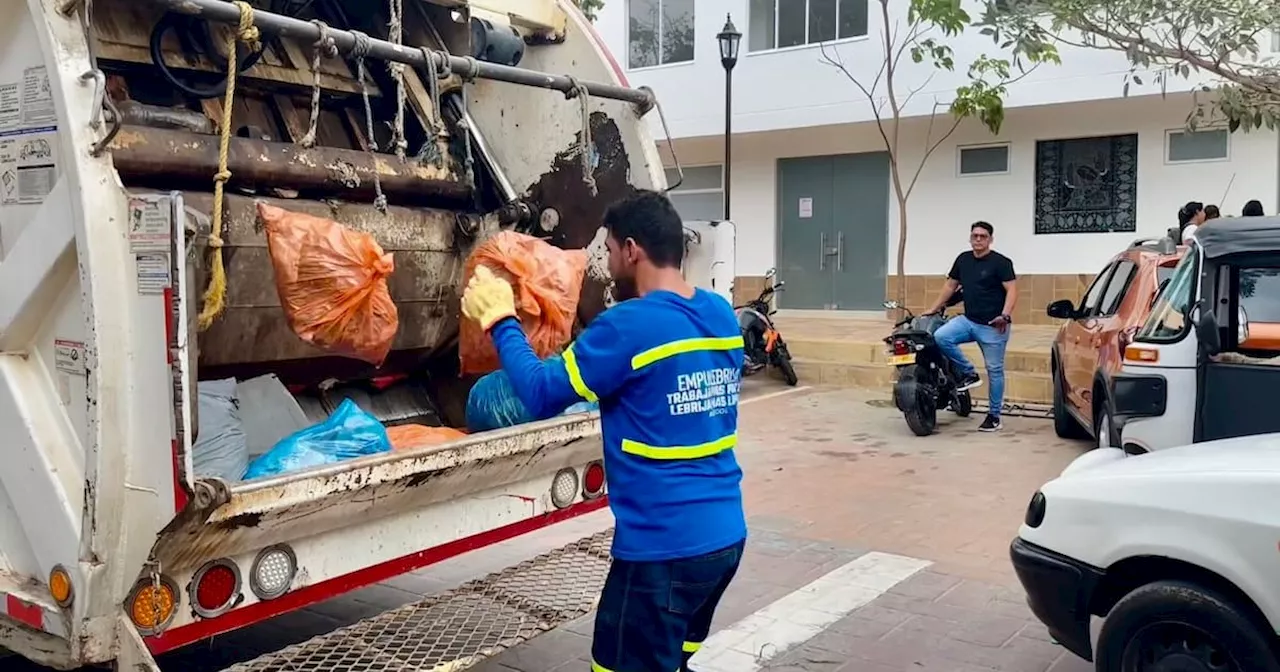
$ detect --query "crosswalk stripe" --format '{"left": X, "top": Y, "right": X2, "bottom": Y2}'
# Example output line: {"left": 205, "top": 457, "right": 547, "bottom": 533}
{"left": 692, "top": 551, "right": 932, "bottom": 671}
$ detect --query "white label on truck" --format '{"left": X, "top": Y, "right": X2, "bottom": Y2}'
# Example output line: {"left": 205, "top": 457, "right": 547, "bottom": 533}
{"left": 20, "top": 67, "right": 54, "bottom": 127}
{"left": 54, "top": 339, "right": 85, "bottom": 375}
{"left": 0, "top": 83, "right": 20, "bottom": 132}
{"left": 128, "top": 194, "right": 173, "bottom": 252}
{"left": 0, "top": 127, "right": 58, "bottom": 205}
{"left": 135, "top": 253, "right": 171, "bottom": 294}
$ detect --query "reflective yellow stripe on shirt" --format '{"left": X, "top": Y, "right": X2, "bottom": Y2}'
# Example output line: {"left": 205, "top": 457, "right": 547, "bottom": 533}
{"left": 630, "top": 335, "right": 744, "bottom": 371}
{"left": 683, "top": 641, "right": 702, "bottom": 653}
{"left": 562, "top": 345, "right": 598, "bottom": 402}
{"left": 621, "top": 433, "right": 737, "bottom": 460}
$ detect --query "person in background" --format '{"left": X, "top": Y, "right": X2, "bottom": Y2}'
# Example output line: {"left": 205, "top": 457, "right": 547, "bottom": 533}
{"left": 460, "top": 190, "right": 747, "bottom": 672}
{"left": 925, "top": 221, "right": 1017, "bottom": 432}
{"left": 1179, "top": 201, "right": 1206, "bottom": 242}
{"left": 1205, "top": 204, "right": 1221, "bottom": 221}
{"left": 1243, "top": 200, "right": 1266, "bottom": 217}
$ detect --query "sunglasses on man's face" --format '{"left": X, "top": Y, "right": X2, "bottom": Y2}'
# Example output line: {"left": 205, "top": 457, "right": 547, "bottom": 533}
{"left": 970, "top": 232, "right": 991, "bottom": 240}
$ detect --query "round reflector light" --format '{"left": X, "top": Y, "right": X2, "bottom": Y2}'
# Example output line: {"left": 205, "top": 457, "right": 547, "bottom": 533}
{"left": 126, "top": 577, "right": 179, "bottom": 635}
{"left": 582, "top": 461, "right": 606, "bottom": 499}
{"left": 190, "top": 560, "right": 241, "bottom": 618}
{"left": 49, "top": 565, "right": 73, "bottom": 608}
{"left": 550, "top": 468, "right": 579, "bottom": 509}
{"left": 250, "top": 545, "right": 297, "bottom": 601}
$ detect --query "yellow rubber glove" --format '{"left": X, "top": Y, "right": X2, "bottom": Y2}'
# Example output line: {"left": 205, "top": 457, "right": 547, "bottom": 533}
{"left": 462, "top": 265, "right": 518, "bottom": 331}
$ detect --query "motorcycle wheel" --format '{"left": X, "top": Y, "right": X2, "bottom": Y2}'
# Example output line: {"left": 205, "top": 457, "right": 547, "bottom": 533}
{"left": 952, "top": 390, "right": 972, "bottom": 417}
{"left": 904, "top": 400, "right": 937, "bottom": 436}
{"left": 774, "top": 345, "right": 799, "bottom": 386}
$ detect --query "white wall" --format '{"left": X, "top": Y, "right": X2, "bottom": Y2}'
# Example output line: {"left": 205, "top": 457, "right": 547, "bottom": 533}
{"left": 668, "top": 95, "right": 1279, "bottom": 277}
{"left": 594, "top": 0, "right": 1222, "bottom": 140}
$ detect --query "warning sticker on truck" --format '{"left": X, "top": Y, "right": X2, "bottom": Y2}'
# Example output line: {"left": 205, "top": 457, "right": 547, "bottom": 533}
{"left": 0, "top": 126, "right": 58, "bottom": 206}
{"left": 54, "top": 339, "right": 85, "bottom": 376}
{"left": 128, "top": 194, "right": 173, "bottom": 252}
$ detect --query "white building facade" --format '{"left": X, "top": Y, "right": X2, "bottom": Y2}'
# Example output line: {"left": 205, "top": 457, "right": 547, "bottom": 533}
{"left": 593, "top": 0, "right": 1280, "bottom": 322}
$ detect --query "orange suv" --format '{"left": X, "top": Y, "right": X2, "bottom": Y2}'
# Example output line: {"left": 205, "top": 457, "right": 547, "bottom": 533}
{"left": 1047, "top": 237, "right": 1183, "bottom": 447}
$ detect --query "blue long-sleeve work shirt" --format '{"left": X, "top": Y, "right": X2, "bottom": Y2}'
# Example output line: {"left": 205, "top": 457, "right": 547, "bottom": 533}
{"left": 486, "top": 289, "right": 748, "bottom": 562}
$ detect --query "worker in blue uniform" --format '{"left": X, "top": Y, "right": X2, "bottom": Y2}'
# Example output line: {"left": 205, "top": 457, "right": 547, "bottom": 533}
{"left": 460, "top": 190, "right": 747, "bottom": 672}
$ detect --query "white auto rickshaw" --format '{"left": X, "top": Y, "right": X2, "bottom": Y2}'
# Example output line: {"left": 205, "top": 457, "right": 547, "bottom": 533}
{"left": 1114, "top": 217, "right": 1280, "bottom": 453}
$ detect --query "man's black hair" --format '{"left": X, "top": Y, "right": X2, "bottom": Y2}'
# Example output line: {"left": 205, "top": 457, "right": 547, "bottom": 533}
{"left": 971, "top": 221, "right": 994, "bottom": 236}
{"left": 603, "top": 189, "right": 685, "bottom": 267}
{"left": 1243, "top": 199, "right": 1265, "bottom": 217}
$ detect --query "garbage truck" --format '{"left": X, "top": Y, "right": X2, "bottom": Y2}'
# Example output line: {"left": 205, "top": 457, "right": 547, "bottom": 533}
{"left": 0, "top": 0, "right": 703, "bottom": 668}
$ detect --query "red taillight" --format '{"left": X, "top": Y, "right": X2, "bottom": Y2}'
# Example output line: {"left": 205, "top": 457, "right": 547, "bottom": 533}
{"left": 583, "top": 461, "right": 606, "bottom": 499}
{"left": 191, "top": 560, "right": 240, "bottom": 618}
{"left": 892, "top": 340, "right": 910, "bottom": 356}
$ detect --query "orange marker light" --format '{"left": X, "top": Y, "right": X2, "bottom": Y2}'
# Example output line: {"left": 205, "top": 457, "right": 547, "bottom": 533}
{"left": 1124, "top": 345, "right": 1159, "bottom": 363}
{"left": 128, "top": 580, "right": 177, "bottom": 632}
{"left": 48, "top": 566, "right": 72, "bottom": 608}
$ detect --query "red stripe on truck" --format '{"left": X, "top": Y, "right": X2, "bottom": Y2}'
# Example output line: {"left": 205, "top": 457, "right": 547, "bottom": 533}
{"left": 5, "top": 594, "right": 44, "bottom": 631}
{"left": 145, "top": 496, "right": 611, "bottom": 654}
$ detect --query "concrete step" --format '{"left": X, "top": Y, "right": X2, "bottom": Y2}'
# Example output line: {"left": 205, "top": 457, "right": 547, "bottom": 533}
{"left": 791, "top": 358, "right": 1052, "bottom": 405}
{"left": 787, "top": 337, "right": 1051, "bottom": 372}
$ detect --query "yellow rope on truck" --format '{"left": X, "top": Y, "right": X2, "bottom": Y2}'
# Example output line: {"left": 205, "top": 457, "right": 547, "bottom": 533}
{"left": 198, "top": 1, "right": 260, "bottom": 330}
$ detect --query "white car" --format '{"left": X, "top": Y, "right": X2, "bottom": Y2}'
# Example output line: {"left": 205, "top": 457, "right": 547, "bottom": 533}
{"left": 1011, "top": 437, "right": 1280, "bottom": 671}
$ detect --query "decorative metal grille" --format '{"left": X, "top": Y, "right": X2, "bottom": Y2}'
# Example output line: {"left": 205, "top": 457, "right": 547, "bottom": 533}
{"left": 1034, "top": 134, "right": 1138, "bottom": 235}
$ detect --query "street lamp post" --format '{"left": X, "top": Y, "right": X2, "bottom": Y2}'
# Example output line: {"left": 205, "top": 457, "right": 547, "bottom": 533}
{"left": 717, "top": 14, "right": 741, "bottom": 221}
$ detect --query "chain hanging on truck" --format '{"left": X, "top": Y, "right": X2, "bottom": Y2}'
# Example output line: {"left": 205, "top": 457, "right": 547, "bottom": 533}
{"left": 350, "top": 31, "right": 389, "bottom": 213}
{"left": 197, "top": 0, "right": 262, "bottom": 330}
{"left": 416, "top": 49, "right": 451, "bottom": 170}
{"left": 386, "top": 0, "right": 408, "bottom": 161}
{"left": 565, "top": 77, "right": 598, "bottom": 197}
{"left": 296, "top": 20, "right": 339, "bottom": 149}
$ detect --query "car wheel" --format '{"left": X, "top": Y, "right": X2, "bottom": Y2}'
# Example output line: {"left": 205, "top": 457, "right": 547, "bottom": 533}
{"left": 1094, "top": 401, "right": 1118, "bottom": 450}
{"left": 1096, "top": 580, "right": 1280, "bottom": 672}
{"left": 1052, "top": 360, "right": 1087, "bottom": 440}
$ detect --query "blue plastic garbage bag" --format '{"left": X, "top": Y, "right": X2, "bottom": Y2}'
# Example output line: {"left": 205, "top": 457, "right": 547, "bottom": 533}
{"left": 466, "top": 355, "right": 600, "bottom": 432}
{"left": 243, "top": 399, "right": 391, "bottom": 480}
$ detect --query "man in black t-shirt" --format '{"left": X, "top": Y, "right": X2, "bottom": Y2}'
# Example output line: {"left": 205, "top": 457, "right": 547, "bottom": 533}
{"left": 924, "top": 221, "right": 1017, "bottom": 432}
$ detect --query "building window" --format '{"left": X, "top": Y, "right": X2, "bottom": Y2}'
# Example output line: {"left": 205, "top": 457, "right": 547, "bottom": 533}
{"left": 957, "top": 144, "right": 1010, "bottom": 176}
{"left": 1034, "top": 134, "right": 1139, "bottom": 235}
{"left": 665, "top": 165, "right": 724, "bottom": 221}
{"left": 1166, "top": 128, "right": 1229, "bottom": 163}
{"left": 628, "top": 0, "right": 695, "bottom": 70}
{"left": 748, "top": 0, "right": 868, "bottom": 53}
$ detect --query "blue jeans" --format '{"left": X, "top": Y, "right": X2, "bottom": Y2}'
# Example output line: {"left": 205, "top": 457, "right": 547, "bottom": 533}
{"left": 591, "top": 540, "right": 745, "bottom": 672}
{"left": 933, "top": 315, "right": 1011, "bottom": 417}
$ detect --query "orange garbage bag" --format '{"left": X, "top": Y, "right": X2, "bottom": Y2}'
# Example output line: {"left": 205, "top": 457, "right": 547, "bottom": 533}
{"left": 386, "top": 424, "right": 467, "bottom": 451}
{"left": 459, "top": 231, "right": 588, "bottom": 375}
{"left": 259, "top": 203, "right": 399, "bottom": 366}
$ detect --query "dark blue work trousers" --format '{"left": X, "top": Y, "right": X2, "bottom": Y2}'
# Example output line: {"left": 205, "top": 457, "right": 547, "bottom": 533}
{"left": 589, "top": 540, "right": 745, "bottom": 672}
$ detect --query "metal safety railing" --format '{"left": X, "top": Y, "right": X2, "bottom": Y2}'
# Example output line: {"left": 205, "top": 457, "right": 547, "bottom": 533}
{"left": 143, "top": 0, "right": 657, "bottom": 112}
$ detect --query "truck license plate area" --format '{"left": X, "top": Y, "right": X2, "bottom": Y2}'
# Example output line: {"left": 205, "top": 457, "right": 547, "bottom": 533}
{"left": 220, "top": 530, "right": 614, "bottom": 672}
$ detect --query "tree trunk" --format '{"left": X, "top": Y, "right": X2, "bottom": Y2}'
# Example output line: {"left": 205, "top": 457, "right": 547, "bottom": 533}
{"left": 895, "top": 202, "right": 908, "bottom": 309}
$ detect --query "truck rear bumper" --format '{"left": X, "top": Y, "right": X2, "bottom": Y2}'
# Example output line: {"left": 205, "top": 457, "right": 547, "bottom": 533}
{"left": 144, "top": 414, "right": 605, "bottom": 654}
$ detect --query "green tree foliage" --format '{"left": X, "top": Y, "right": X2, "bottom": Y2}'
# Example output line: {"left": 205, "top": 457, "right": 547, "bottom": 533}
{"left": 574, "top": 0, "right": 604, "bottom": 22}
{"left": 820, "top": 0, "right": 1059, "bottom": 303}
{"left": 978, "top": 1, "right": 1280, "bottom": 132}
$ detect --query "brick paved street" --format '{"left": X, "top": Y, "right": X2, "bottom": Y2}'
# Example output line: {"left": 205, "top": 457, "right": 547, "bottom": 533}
{"left": 9, "top": 384, "right": 1097, "bottom": 672}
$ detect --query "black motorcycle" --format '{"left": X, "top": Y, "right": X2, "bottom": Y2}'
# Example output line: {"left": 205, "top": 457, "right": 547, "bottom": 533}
{"left": 735, "top": 269, "right": 799, "bottom": 386}
{"left": 883, "top": 292, "right": 970, "bottom": 436}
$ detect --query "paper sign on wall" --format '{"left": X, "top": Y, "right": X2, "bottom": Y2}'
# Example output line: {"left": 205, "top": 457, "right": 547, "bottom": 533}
{"left": 798, "top": 197, "right": 813, "bottom": 219}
